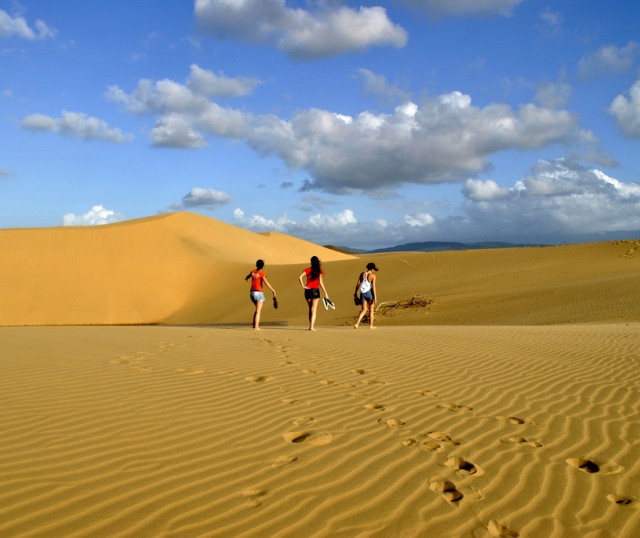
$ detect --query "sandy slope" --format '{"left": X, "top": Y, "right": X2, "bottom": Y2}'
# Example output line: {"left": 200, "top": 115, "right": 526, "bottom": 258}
{"left": 1, "top": 214, "right": 639, "bottom": 537}
{"left": 1, "top": 324, "right": 638, "bottom": 537}
{"left": 0, "top": 212, "right": 354, "bottom": 326}
{"left": 1, "top": 212, "right": 638, "bottom": 327}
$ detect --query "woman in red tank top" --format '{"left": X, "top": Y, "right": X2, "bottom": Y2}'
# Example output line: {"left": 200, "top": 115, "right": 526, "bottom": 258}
{"left": 298, "top": 256, "right": 330, "bottom": 331}
{"left": 245, "top": 259, "right": 276, "bottom": 330}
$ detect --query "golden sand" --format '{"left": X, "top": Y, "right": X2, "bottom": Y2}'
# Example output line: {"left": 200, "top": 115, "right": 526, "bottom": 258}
{"left": 0, "top": 213, "right": 639, "bottom": 537}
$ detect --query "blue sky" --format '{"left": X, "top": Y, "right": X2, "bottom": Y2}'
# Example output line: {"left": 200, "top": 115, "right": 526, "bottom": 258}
{"left": 1, "top": 0, "right": 639, "bottom": 249}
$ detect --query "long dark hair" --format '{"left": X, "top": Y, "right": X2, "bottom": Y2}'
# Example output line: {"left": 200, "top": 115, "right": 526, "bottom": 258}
{"left": 310, "top": 256, "right": 321, "bottom": 281}
{"left": 256, "top": 259, "right": 264, "bottom": 270}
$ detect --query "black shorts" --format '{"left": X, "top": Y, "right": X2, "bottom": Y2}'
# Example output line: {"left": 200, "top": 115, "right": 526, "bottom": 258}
{"left": 304, "top": 288, "right": 320, "bottom": 300}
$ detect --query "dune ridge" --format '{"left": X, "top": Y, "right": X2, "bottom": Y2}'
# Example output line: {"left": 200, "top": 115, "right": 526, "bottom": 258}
{"left": 0, "top": 212, "right": 354, "bottom": 326}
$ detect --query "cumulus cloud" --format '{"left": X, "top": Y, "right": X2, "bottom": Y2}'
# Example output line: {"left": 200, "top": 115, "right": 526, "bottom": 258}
{"left": 397, "top": 0, "right": 522, "bottom": 18}
{"left": 194, "top": 0, "right": 407, "bottom": 60}
{"left": 0, "top": 9, "right": 55, "bottom": 40}
{"left": 256, "top": 93, "right": 587, "bottom": 193}
{"left": 460, "top": 159, "right": 640, "bottom": 241}
{"left": 404, "top": 212, "right": 435, "bottom": 227}
{"left": 608, "top": 79, "right": 640, "bottom": 137}
{"left": 535, "top": 78, "right": 571, "bottom": 109}
{"left": 230, "top": 160, "right": 640, "bottom": 248}
{"left": 187, "top": 64, "right": 262, "bottom": 98}
{"left": 232, "top": 208, "right": 295, "bottom": 231}
{"left": 578, "top": 42, "right": 639, "bottom": 78}
{"left": 62, "top": 205, "right": 121, "bottom": 226}
{"left": 109, "top": 68, "right": 590, "bottom": 193}
{"left": 21, "top": 110, "right": 133, "bottom": 143}
{"left": 356, "top": 68, "right": 411, "bottom": 103}
{"left": 171, "top": 187, "right": 232, "bottom": 210}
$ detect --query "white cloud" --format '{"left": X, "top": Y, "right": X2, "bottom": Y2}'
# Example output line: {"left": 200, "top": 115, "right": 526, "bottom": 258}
{"left": 460, "top": 159, "right": 640, "bottom": 240}
{"left": 110, "top": 69, "right": 590, "bottom": 192}
{"left": 150, "top": 113, "right": 207, "bottom": 148}
{"left": 187, "top": 64, "right": 262, "bottom": 98}
{"left": 0, "top": 9, "right": 55, "bottom": 40}
{"left": 106, "top": 65, "right": 253, "bottom": 147}
{"left": 230, "top": 159, "right": 640, "bottom": 249}
{"left": 404, "top": 212, "right": 435, "bottom": 227}
{"left": 356, "top": 68, "right": 411, "bottom": 103}
{"left": 308, "top": 209, "right": 357, "bottom": 228}
{"left": 608, "top": 79, "right": 640, "bottom": 137}
{"left": 462, "top": 179, "right": 510, "bottom": 201}
{"left": 21, "top": 110, "right": 133, "bottom": 143}
{"left": 194, "top": 0, "right": 407, "bottom": 59}
{"left": 172, "top": 187, "right": 232, "bottom": 210}
{"left": 397, "top": 0, "right": 522, "bottom": 18}
{"left": 578, "top": 42, "right": 639, "bottom": 78}
{"left": 232, "top": 208, "right": 295, "bottom": 231}
{"left": 535, "top": 78, "right": 571, "bottom": 109}
{"left": 62, "top": 205, "right": 121, "bottom": 226}
{"left": 252, "top": 94, "right": 586, "bottom": 193}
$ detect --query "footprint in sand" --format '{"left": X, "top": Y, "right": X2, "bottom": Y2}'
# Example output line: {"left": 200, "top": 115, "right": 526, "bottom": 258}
{"left": 379, "top": 418, "right": 406, "bottom": 428}
{"left": 566, "top": 458, "right": 623, "bottom": 475}
{"left": 427, "top": 431, "right": 461, "bottom": 446}
{"left": 281, "top": 398, "right": 310, "bottom": 407}
{"left": 340, "top": 382, "right": 356, "bottom": 388}
{"left": 270, "top": 455, "right": 299, "bottom": 468}
{"left": 445, "top": 456, "right": 481, "bottom": 476}
{"left": 302, "top": 369, "right": 317, "bottom": 375}
{"left": 484, "top": 519, "right": 520, "bottom": 537}
{"left": 319, "top": 379, "right": 335, "bottom": 385}
{"left": 496, "top": 416, "right": 528, "bottom": 425}
{"left": 438, "top": 402, "right": 474, "bottom": 413}
{"left": 131, "top": 366, "right": 152, "bottom": 373}
{"left": 417, "top": 390, "right": 438, "bottom": 398}
{"left": 291, "top": 416, "right": 316, "bottom": 426}
{"left": 362, "top": 379, "right": 386, "bottom": 386}
{"left": 566, "top": 457, "right": 600, "bottom": 473}
{"left": 242, "top": 487, "right": 267, "bottom": 507}
{"left": 245, "top": 375, "right": 275, "bottom": 383}
{"left": 422, "top": 440, "right": 444, "bottom": 452}
{"left": 607, "top": 494, "right": 640, "bottom": 508}
{"left": 401, "top": 438, "right": 419, "bottom": 447}
{"left": 364, "top": 402, "right": 386, "bottom": 411}
{"left": 351, "top": 369, "right": 366, "bottom": 375}
{"left": 429, "top": 479, "right": 464, "bottom": 504}
{"left": 282, "top": 431, "right": 333, "bottom": 446}
{"left": 500, "top": 436, "right": 543, "bottom": 448}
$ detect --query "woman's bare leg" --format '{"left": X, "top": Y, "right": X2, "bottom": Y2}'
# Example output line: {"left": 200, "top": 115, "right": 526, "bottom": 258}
{"left": 253, "top": 300, "right": 264, "bottom": 330}
{"left": 354, "top": 303, "right": 368, "bottom": 329}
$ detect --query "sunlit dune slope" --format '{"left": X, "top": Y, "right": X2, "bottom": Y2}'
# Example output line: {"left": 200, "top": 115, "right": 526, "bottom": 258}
{"left": 0, "top": 212, "right": 355, "bottom": 326}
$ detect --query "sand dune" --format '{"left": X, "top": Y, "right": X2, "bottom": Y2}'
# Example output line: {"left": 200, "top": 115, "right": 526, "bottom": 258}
{"left": 0, "top": 212, "right": 354, "bottom": 326}
{"left": 1, "top": 214, "right": 639, "bottom": 537}
{"left": 1, "top": 212, "right": 638, "bottom": 327}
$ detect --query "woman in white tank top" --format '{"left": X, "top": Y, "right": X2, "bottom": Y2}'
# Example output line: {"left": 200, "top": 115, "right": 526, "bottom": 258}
{"left": 354, "top": 262, "right": 378, "bottom": 329}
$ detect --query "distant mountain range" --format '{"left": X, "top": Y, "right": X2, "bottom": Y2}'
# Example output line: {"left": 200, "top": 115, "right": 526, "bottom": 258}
{"left": 325, "top": 241, "right": 547, "bottom": 254}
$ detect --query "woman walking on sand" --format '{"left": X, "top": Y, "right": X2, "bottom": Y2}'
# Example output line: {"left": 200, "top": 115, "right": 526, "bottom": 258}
{"left": 245, "top": 259, "right": 276, "bottom": 330}
{"left": 354, "top": 262, "right": 378, "bottom": 329}
{"left": 298, "top": 256, "right": 331, "bottom": 331}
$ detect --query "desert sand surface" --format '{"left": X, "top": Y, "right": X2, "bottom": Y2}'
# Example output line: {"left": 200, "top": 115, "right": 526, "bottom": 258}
{"left": 1, "top": 213, "right": 639, "bottom": 537}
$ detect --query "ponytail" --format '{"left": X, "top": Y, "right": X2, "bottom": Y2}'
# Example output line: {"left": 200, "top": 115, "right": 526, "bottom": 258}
{"left": 310, "top": 256, "right": 321, "bottom": 281}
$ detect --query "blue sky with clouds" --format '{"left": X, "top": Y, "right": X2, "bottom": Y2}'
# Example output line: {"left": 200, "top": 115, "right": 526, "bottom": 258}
{"left": 1, "top": 0, "right": 639, "bottom": 249}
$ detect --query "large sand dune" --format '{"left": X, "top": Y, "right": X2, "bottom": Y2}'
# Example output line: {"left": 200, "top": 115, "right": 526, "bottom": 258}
{"left": 0, "top": 212, "right": 354, "bottom": 326}
{"left": 1, "top": 212, "right": 638, "bottom": 327}
{"left": 1, "top": 214, "right": 639, "bottom": 537}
